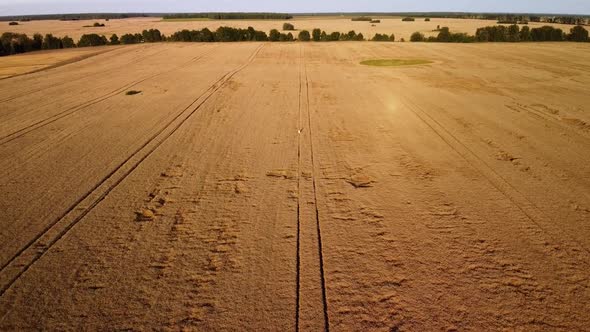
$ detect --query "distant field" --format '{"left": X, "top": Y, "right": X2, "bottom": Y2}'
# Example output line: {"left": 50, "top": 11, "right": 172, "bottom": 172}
{"left": 160, "top": 18, "right": 213, "bottom": 22}
{"left": 2, "top": 16, "right": 580, "bottom": 41}
{"left": 1, "top": 41, "right": 589, "bottom": 330}
{"left": 0, "top": 47, "right": 113, "bottom": 78}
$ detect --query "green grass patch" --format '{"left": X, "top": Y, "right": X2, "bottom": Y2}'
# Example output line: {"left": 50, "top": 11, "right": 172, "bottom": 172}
{"left": 360, "top": 59, "right": 433, "bottom": 67}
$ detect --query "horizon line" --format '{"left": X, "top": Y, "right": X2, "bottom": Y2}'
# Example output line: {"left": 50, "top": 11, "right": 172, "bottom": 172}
{"left": 2, "top": 11, "right": 590, "bottom": 18}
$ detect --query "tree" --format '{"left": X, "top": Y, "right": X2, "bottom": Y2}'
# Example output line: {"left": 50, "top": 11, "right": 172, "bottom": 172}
{"left": 329, "top": 32, "right": 341, "bottom": 41}
{"left": 507, "top": 24, "right": 520, "bottom": 42}
{"left": 298, "top": 30, "right": 311, "bottom": 41}
{"left": 320, "top": 31, "right": 328, "bottom": 41}
{"left": 61, "top": 35, "right": 75, "bottom": 48}
{"left": 168, "top": 27, "right": 266, "bottom": 42}
{"left": 551, "top": 28, "right": 565, "bottom": 41}
{"left": 312, "top": 28, "right": 321, "bottom": 42}
{"left": 32, "top": 33, "right": 43, "bottom": 50}
{"left": 402, "top": 17, "right": 415, "bottom": 22}
{"left": 110, "top": 34, "right": 120, "bottom": 45}
{"left": 142, "top": 29, "right": 162, "bottom": 42}
{"left": 200, "top": 28, "right": 215, "bottom": 42}
{"left": 371, "top": 33, "right": 395, "bottom": 42}
{"left": 425, "top": 18, "right": 431, "bottom": 22}
{"left": 519, "top": 26, "right": 531, "bottom": 41}
{"left": 0, "top": 32, "right": 33, "bottom": 55}
{"left": 283, "top": 23, "right": 295, "bottom": 31}
{"left": 269, "top": 29, "right": 281, "bottom": 42}
{"left": 120, "top": 33, "right": 139, "bottom": 44}
{"left": 78, "top": 34, "right": 107, "bottom": 47}
{"left": 253, "top": 30, "right": 268, "bottom": 41}
{"left": 531, "top": 26, "right": 564, "bottom": 41}
{"left": 278, "top": 32, "right": 293, "bottom": 41}
{"left": 410, "top": 32, "right": 425, "bottom": 42}
{"left": 475, "top": 28, "right": 490, "bottom": 42}
{"left": 371, "top": 33, "right": 391, "bottom": 42}
{"left": 568, "top": 25, "right": 589, "bottom": 42}
{"left": 42, "top": 33, "right": 62, "bottom": 49}
{"left": 436, "top": 27, "right": 451, "bottom": 42}
{"left": 344, "top": 30, "right": 357, "bottom": 41}
{"left": 476, "top": 26, "right": 508, "bottom": 42}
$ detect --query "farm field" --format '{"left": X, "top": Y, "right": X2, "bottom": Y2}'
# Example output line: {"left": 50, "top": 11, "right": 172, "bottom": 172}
{"left": 0, "top": 41, "right": 590, "bottom": 331}
{"left": 3, "top": 16, "right": 582, "bottom": 41}
{"left": 0, "top": 46, "right": 118, "bottom": 78}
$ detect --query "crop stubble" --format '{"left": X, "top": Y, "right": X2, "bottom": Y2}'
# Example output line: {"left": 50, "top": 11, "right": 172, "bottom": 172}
{"left": 0, "top": 41, "right": 589, "bottom": 331}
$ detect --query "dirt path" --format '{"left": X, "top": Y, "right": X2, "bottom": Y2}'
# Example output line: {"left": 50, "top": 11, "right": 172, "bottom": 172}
{"left": 0, "top": 42, "right": 589, "bottom": 331}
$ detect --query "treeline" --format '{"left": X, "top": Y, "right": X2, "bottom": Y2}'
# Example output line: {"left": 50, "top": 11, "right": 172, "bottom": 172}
{"left": 274, "top": 29, "right": 365, "bottom": 42}
{"left": 475, "top": 25, "right": 589, "bottom": 42}
{"left": 299, "top": 12, "right": 589, "bottom": 23}
{"left": 162, "top": 13, "right": 292, "bottom": 20}
{"left": 494, "top": 14, "right": 588, "bottom": 25}
{"left": 544, "top": 16, "right": 588, "bottom": 25}
{"left": 371, "top": 33, "right": 395, "bottom": 42}
{"left": 351, "top": 17, "right": 373, "bottom": 22}
{"left": 410, "top": 27, "right": 474, "bottom": 43}
{"left": 0, "top": 13, "right": 148, "bottom": 22}
{"left": 309, "top": 29, "right": 365, "bottom": 41}
{"left": 410, "top": 25, "right": 590, "bottom": 43}
{"left": 1, "top": 32, "right": 76, "bottom": 56}
{"left": 169, "top": 27, "right": 269, "bottom": 42}
{"left": 3, "top": 24, "right": 588, "bottom": 57}
{"left": 349, "top": 17, "right": 381, "bottom": 24}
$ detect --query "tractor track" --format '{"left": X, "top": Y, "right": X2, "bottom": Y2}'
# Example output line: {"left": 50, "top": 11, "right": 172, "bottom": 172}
{"left": 0, "top": 44, "right": 166, "bottom": 104}
{"left": 508, "top": 103, "right": 590, "bottom": 143}
{"left": 0, "top": 43, "right": 264, "bottom": 297}
{"left": 402, "top": 98, "right": 590, "bottom": 259}
{"left": 295, "top": 45, "right": 303, "bottom": 331}
{"left": 301, "top": 46, "right": 330, "bottom": 332}
{"left": 0, "top": 45, "right": 219, "bottom": 146}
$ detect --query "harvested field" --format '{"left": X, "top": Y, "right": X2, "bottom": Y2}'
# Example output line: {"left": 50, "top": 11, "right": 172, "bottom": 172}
{"left": 4, "top": 16, "right": 582, "bottom": 41}
{"left": 0, "top": 46, "right": 116, "bottom": 79}
{"left": 0, "top": 41, "right": 590, "bottom": 331}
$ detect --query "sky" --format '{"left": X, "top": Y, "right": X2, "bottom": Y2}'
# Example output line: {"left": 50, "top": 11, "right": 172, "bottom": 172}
{"left": 1, "top": 0, "right": 589, "bottom": 16}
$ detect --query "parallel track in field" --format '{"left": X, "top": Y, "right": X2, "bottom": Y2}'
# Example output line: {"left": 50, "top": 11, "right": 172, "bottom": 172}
{"left": 0, "top": 43, "right": 264, "bottom": 297}
{"left": 295, "top": 44, "right": 330, "bottom": 332}
{"left": 0, "top": 45, "right": 219, "bottom": 146}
